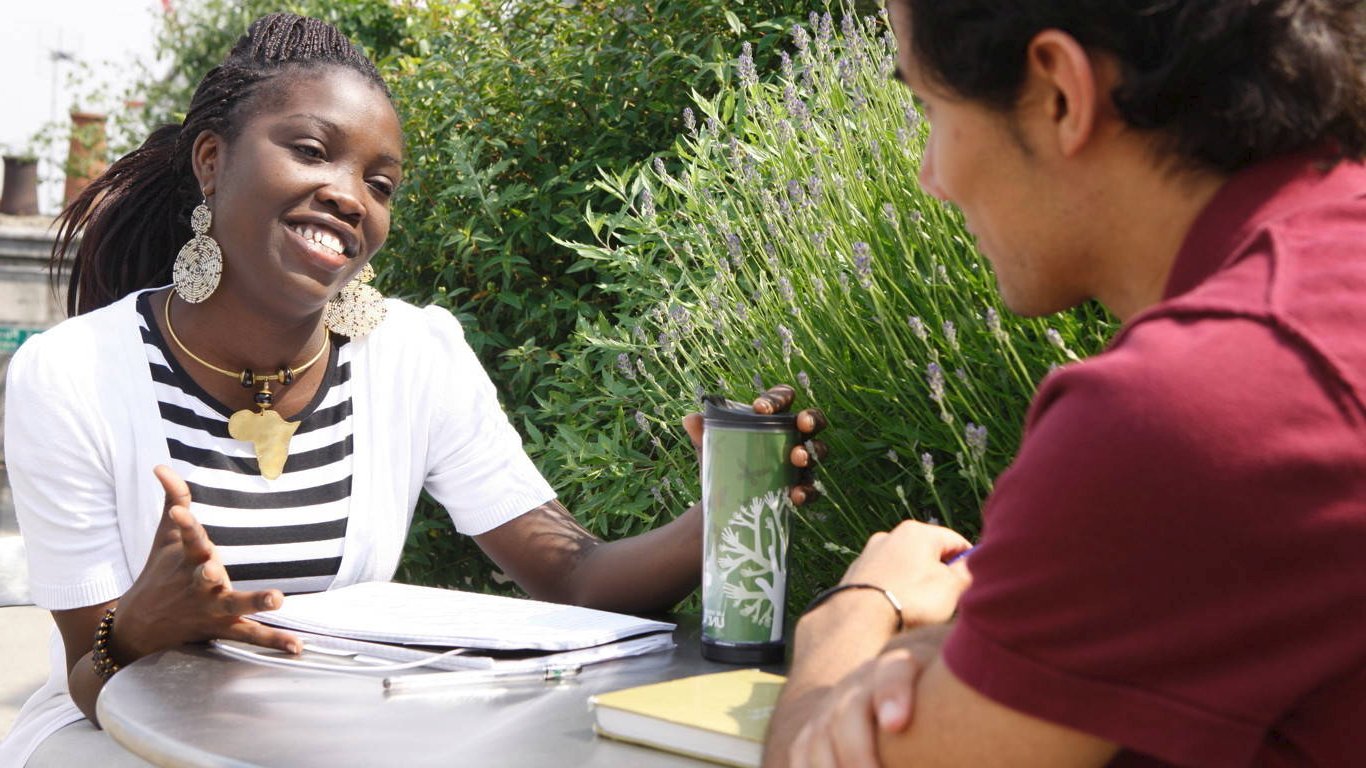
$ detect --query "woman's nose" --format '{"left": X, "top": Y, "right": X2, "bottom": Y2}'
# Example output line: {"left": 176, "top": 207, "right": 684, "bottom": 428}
{"left": 317, "top": 173, "right": 365, "bottom": 221}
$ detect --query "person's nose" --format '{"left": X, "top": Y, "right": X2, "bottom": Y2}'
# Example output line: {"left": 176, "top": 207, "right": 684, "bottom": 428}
{"left": 317, "top": 169, "right": 365, "bottom": 223}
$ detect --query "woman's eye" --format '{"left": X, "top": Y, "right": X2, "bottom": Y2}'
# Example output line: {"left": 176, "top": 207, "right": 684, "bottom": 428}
{"left": 369, "top": 180, "right": 395, "bottom": 198}
{"left": 293, "top": 144, "right": 325, "bottom": 160}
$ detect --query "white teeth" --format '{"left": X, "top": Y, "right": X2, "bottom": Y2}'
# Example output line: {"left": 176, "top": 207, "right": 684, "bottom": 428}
{"left": 290, "top": 223, "right": 346, "bottom": 256}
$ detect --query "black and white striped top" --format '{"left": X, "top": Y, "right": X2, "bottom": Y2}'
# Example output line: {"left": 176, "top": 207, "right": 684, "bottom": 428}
{"left": 137, "top": 294, "right": 354, "bottom": 595}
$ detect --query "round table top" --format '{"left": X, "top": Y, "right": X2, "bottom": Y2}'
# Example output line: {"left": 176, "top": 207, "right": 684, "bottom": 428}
{"left": 97, "top": 615, "right": 782, "bottom": 768}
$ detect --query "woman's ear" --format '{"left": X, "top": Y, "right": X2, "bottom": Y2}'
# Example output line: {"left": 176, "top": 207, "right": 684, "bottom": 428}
{"left": 190, "top": 131, "right": 222, "bottom": 198}
{"left": 1022, "top": 29, "right": 1103, "bottom": 157}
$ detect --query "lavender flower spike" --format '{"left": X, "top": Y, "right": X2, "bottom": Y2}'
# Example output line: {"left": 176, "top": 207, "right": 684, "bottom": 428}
{"left": 853, "top": 242, "right": 873, "bottom": 288}
{"left": 943, "top": 320, "right": 959, "bottom": 350}
{"left": 725, "top": 232, "right": 742, "bottom": 259}
{"left": 738, "top": 42, "right": 758, "bottom": 88}
{"left": 907, "top": 315, "right": 928, "bottom": 341}
{"left": 639, "top": 185, "right": 655, "bottom": 218}
{"left": 965, "top": 422, "right": 989, "bottom": 456}
{"left": 926, "top": 362, "right": 946, "bottom": 404}
{"left": 985, "top": 307, "right": 1002, "bottom": 334}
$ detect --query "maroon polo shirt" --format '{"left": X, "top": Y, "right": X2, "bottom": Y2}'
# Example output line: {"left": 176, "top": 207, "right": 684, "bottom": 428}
{"left": 944, "top": 150, "right": 1366, "bottom": 766}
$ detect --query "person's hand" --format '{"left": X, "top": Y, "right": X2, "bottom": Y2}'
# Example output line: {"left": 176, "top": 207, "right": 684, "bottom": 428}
{"left": 788, "top": 625, "right": 950, "bottom": 768}
{"left": 681, "top": 384, "right": 828, "bottom": 505}
{"left": 841, "top": 520, "right": 972, "bottom": 628}
{"left": 111, "top": 465, "right": 301, "bottom": 663}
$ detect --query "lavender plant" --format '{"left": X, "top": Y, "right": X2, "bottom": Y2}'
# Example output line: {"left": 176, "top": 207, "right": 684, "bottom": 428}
{"left": 543, "top": 9, "right": 1115, "bottom": 601}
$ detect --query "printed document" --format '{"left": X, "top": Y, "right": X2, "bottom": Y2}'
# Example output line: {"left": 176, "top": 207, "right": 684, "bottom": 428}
{"left": 252, "top": 581, "right": 676, "bottom": 651}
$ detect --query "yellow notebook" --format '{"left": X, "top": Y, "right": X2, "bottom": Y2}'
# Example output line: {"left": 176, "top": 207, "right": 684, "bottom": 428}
{"left": 589, "top": 669, "right": 786, "bottom": 768}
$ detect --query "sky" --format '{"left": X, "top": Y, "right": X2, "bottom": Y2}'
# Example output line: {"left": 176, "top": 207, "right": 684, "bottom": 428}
{"left": 0, "top": 0, "right": 165, "bottom": 213}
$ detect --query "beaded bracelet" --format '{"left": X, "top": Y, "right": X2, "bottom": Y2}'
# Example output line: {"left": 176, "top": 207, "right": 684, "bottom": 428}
{"left": 801, "top": 583, "right": 906, "bottom": 633}
{"left": 91, "top": 607, "right": 122, "bottom": 682}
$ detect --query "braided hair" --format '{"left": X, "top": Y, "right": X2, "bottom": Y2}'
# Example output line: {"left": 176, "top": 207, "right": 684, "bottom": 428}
{"left": 51, "top": 13, "right": 391, "bottom": 315}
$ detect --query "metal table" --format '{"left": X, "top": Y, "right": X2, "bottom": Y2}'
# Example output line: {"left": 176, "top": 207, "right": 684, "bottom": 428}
{"left": 97, "top": 615, "right": 781, "bottom": 767}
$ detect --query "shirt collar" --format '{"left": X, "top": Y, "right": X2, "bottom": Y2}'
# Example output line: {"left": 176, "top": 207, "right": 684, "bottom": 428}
{"left": 1163, "top": 147, "right": 1365, "bottom": 300}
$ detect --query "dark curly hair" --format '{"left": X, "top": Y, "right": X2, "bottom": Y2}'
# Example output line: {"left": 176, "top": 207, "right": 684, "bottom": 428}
{"left": 52, "top": 12, "right": 392, "bottom": 315}
{"left": 896, "top": 0, "right": 1366, "bottom": 173}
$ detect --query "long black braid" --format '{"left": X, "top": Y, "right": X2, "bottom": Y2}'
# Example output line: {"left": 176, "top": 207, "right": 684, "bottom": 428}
{"left": 51, "top": 12, "right": 390, "bottom": 316}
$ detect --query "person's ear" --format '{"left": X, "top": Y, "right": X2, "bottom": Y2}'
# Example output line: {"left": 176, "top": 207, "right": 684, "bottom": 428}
{"left": 190, "top": 131, "right": 223, "bottom": 198}
{"left": 1021, "top": 29, "right": 1102, "bottom": 157}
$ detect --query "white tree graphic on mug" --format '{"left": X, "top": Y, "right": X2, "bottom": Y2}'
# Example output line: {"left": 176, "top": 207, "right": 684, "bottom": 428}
{"left": 714, "top": 490, "right": 792, "bottom": 642}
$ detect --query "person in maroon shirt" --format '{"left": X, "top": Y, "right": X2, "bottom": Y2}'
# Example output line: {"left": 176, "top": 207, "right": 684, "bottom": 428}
{"left": 765, "top": 2, "right": 1366, "bottom": 767}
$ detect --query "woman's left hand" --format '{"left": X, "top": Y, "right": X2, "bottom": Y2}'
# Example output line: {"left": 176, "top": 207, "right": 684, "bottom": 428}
{"left": 682, "top": 384, "right": 828, "bottom": 505}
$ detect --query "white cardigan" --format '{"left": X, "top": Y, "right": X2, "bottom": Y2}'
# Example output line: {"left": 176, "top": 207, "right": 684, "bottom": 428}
{"left": 0, "top": 289, "right": 554, "bottom": 764}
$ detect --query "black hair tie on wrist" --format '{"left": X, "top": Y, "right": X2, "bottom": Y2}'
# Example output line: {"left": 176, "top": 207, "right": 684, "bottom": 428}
{"left": 801, "top": 583, "right": 905, "bottom": 633}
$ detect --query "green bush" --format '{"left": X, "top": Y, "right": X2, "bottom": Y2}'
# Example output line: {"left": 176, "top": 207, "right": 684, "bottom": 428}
{"left": 546, "top": 10, "right": 1117, "bottom": 604}
{"left": 379, "top": 1, "right": 848, "bottom": 591}
{"left": 380, "top": 1, "right": 805, "bottom": 408}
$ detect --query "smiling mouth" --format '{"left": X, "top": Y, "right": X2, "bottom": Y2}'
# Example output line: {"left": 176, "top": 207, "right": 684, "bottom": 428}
{"left": 287, "top": 222, "right": 349, "bottom": 258}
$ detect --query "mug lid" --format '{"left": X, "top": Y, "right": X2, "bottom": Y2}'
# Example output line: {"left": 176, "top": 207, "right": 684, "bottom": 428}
{"left": 701, "top": 394, "right": 797, "bottom": 428}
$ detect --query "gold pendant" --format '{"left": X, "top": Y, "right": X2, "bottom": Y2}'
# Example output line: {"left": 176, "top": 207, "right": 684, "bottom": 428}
{"left": 228, "top": 408, "right": 300, "bottom": 480}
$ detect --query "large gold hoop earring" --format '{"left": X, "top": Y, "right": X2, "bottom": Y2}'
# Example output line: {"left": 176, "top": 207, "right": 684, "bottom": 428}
{"left": 172, "top": 199, "right": 222, "bottom": 303}
{"left": 323, "top": 262, "right": 387, "bottom": 337}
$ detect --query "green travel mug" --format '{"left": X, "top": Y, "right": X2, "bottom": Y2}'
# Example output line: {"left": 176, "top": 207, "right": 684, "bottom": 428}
{"left": 700, "top": 396, "right": 799, "bottom": 664}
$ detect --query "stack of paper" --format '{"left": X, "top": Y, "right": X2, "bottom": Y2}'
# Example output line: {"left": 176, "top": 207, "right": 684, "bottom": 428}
{"left": 252, "top": 581, "right": 675, "bottom": 651}
{"left": 271, "top": 629, "right": 677, "bottom": 672}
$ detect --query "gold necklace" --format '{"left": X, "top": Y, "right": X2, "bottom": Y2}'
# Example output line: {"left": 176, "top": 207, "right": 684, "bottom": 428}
{"left": 163, "top": 291, "right": 329, "bottom": 479}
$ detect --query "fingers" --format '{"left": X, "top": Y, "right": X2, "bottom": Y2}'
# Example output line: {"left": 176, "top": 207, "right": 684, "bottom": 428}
{"left": 871, "top": 649, "right": 917, "bottom": 731}
{"left": 752, "top": 385, "right": 795, "bottom": 415}
{"left": 154, "top": 464, "right": 214, "bottom": 565}
{"left": 888, "top": 519, "right": 972, "bottom": 560}
{"left": 794, "top": 683, "right": 879, "bottom": 768}
{"left": 214, "top": 587, "right": 284, "bottom": 617}
{"left": 193, "top": 560, "right": 232, "bottom": 594}
{"left": 174, "top": 504, "right": 217, "bottom": 565}
{"left": 791, "top": 439, "right": 829, "bottom": 468}
{"left": 791, "top": 720, "right": 836, "bottom": 768}
{"left": 152, "top": 465, "right": 193, "bottom": 543}
{"left": 795, "top": 408, "right": 827, "bottom": 436}
{"left": 681, "top": 412, "right": 704, "bottom": 453}
{"left": 830, "top": 685, "right": 881, "bottom": 768}
{"left": 930, "top": 524, "right": 973, "bottom": 558}
{"left": 948, "top": 556, "right": 973, "bottom": 584}
{"left": 221, "top": 618, "right": 302, "bottom": 655}
{"left": 154, "top": 464, "right": 192, "bottom": 513}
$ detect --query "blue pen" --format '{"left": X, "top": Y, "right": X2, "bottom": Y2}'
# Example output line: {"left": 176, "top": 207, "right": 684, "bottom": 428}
{"left": 945, "top": 546, "right": 974, "bottom": 565}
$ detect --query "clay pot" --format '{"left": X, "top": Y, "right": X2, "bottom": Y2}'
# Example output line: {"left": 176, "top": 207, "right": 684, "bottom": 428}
{"left": 63, "top": 111, "right": 108, "bottom": 206}
{"left": 0, "top": 156, "right": 40, "bottom": 216}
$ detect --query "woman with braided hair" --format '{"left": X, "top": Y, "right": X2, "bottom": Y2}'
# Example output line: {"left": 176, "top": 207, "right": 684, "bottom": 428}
{"left": 1, "top": 13, "right": 824, "bottom": 765}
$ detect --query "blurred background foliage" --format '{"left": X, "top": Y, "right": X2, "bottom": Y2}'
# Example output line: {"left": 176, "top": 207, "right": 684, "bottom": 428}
{"left": 128, "top": 0, "right": 1114, "bottom": 606}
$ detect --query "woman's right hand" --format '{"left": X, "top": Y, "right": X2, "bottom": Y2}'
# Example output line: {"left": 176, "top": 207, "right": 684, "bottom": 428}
{"left": 110, "top": 465, "right": 301, "bottom": 664}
